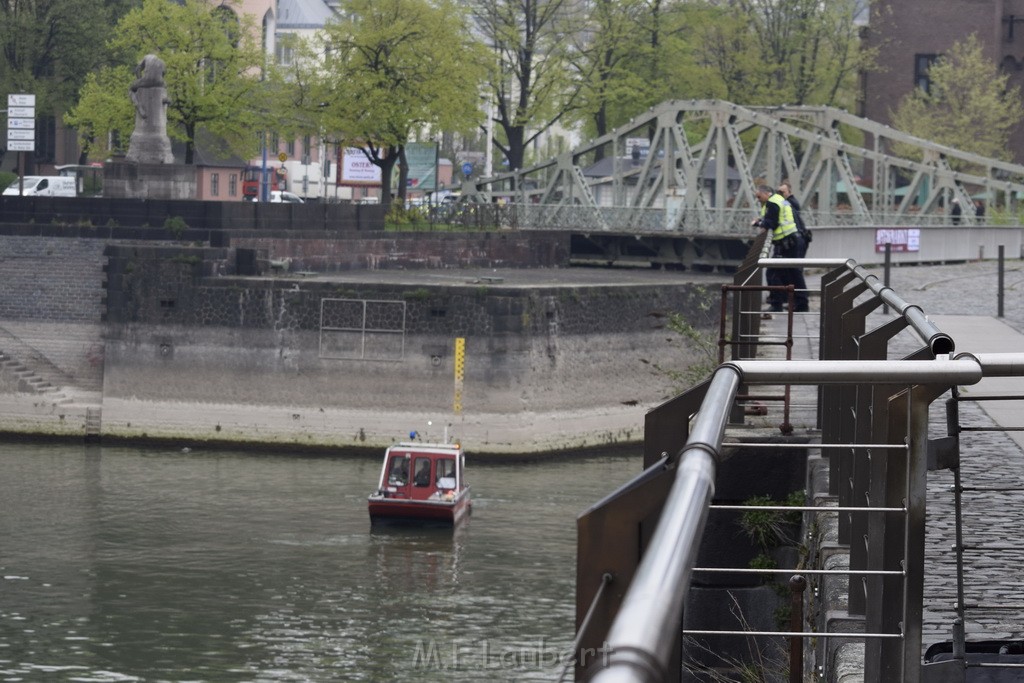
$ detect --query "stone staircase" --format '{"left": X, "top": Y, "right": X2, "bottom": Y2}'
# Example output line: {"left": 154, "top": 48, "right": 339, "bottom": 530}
{"left": 0, "top": 350, "right": 72, "bottom": 403}
{"left": 0, "top": 325, "right": 105, "bottom": 440}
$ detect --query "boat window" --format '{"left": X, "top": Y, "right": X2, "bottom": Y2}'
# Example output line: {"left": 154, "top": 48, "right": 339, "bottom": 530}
{"left": 387, "top": 457, "right": 409, "bottom": 486}
{"left": 436, "top": 459, "right": 456, "bottom": 489}
{"left": 413, "top": 457, "right": 432, "bottom": 487}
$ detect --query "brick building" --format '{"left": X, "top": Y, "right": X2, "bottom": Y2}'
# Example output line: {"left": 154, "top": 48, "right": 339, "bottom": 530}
{"left": 861, "top": 0, "right": 1024, "bottom": 163}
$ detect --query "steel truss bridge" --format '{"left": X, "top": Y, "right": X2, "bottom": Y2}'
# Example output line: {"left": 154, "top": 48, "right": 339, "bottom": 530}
{"left": 460, "top": 100, "right": 1024, "bottom": 268}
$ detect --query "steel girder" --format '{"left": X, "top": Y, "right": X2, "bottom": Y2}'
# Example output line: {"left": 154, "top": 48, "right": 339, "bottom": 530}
{"left": 462, "top": 99, "right": 1024, "bottom": 235}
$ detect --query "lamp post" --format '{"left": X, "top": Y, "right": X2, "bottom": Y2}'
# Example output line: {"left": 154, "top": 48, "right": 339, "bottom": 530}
{"left": 261, "top": 131, "right": 269, "bottom": 202}
{"left": 484, "top": 95, "right": 494, "bottom": 178}
{"left": 432, "top": 137, "right": 440, "bottom": 211}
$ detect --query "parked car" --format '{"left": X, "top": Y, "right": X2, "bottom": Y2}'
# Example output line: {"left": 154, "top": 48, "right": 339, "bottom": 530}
{"left": 272, "top": 191, "right": 304, "bottom": 203}
{"left": 244, "top": 191, "right": 305, "bottom": 203}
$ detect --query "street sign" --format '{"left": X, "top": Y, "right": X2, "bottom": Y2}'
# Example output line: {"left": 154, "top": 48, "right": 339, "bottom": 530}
{"left": 7, "top": 93, "right": 35, "bottom": 107}
{"left": 6, "top": 93, "right": 36, "bottom": 166}
{"left": 462, "top": 162, "right": 473, "bottom": 176}
{"left": 278, "top": 152, "right": 288, "bottom": 162}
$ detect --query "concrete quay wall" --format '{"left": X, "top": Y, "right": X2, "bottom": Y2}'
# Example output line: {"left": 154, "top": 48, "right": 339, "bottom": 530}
{"left": 0, "top": 228, "right": 719, "bottom": 453}
{"left": 809, "top": 224, "right": 1024, "bottom": 266}
{"left": 100, "top": 261, "right": 717, "bottom": 453}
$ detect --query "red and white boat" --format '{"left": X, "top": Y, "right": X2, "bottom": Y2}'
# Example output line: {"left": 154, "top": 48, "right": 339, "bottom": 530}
{"left": 368, "top": 441, "right": 471, "bottom": 526}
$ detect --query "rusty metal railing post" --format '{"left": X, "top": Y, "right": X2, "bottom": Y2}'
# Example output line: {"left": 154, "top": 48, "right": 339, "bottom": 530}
{"left": 789, "top": 574, "right": 807, "bottom": 683}
{"left": 998, "top": 244, "right": 1005, "bottom": 318}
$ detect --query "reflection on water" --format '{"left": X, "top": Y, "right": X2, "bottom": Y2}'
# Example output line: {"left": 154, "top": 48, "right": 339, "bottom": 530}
{"left": 0, "top": 443, "right": 638, "bottom": 682}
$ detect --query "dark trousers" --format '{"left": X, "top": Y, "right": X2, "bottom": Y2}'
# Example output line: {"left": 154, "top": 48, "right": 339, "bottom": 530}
{"left": 766, "top": 234, "right": 809, "bottom": 311}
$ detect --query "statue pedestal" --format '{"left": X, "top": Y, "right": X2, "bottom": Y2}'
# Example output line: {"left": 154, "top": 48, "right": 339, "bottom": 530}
{"left": 126, "top": 126, "right": 174, "bottom": 165}
{"left": 104, "top": 160, "right": 196, "bottom": 200}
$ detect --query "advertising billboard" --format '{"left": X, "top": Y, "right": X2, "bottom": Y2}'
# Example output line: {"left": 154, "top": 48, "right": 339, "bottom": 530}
{"left": 339, "top": 148, "right": 382, "bottom": 185}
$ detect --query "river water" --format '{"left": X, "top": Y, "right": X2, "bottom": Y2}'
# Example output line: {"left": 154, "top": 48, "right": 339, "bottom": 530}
{"left": 0, "top": 442, "right": 639, "bottom": 682}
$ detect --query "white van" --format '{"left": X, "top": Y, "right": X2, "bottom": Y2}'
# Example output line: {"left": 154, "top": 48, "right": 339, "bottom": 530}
{"left": 2, "top": 176, "right": 77, "bottom": 197}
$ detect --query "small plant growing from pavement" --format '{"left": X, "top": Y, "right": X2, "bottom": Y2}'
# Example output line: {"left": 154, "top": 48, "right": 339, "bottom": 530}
{"left": 164, "top": 215, "right": 188, "bottom": 239}
{"left": 683, "top": 592, "right": 788, "bottom": 682}
{"left": 642, "top": 284, "right": 722, "bottom": 393}
{"left": 741, "top": 490, "right": 805, "bottom": 557}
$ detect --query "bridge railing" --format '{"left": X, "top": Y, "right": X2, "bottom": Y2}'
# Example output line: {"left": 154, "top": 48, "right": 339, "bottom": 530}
{"left": 443, "top": 202, "right": 1013, "bottom": 234}
{"left": 572, "top": 243, "right": 1024, "bottom": 682}
{"left": 463, "top": 100, "right": 1024, "bottom": 230}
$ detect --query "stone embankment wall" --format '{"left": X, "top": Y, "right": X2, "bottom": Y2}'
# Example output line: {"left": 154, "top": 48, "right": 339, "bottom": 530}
{"left": 0, "top": 233, "right": 108, "bottom": 437}
{"left": 0, "top": 226, "right": 720, "bottom": 453}
{"left": 229, "top": 230, "right": 569, "bottom": 272}
{"left": 0, "top": 235, "right": 106, "bottom": 389}
{"left": 101, "top": 243, "right": 716, "bottom": 453}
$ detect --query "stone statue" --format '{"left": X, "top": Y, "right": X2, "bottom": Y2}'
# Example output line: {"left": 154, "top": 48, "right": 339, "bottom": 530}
{"left": 126, "top": 54, "right": 174, "bottom": 164}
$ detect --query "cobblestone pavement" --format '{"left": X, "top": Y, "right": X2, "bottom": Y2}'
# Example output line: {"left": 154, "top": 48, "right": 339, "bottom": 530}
{"left": 808, "top": 258, "right": 1024, "bottom": 334}
{"left": 799, "top": 259, "right": 1024, "bottom": 652}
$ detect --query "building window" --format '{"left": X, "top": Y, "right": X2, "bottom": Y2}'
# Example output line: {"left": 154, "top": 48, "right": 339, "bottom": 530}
{"left": 1005, "top": 15, "right": 1024, "bottom": 42}
{"left": 914, "top": 54, "right": 938, "bottom": 93}
{"left": 229, "top": 173, "right": 238, "bottom": 196}
{"left": 275, "top": 42, "right": 293, "bottom": 66}
{"left": 287, "top": 139, "right": 295, "bottom": 156}
{"left": 211, "top": 173, "right": 220, "bottom": 197}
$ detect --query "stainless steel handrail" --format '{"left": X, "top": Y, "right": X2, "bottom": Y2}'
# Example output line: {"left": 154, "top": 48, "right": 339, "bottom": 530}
{"left": 756, "top": 254, "right": 956, "bottom": 356}
{"left": 576, "top": 247, "right": 1024, "bottom": 683}
{"left": 587, "top": 356, "right": 998, "bottom": 683}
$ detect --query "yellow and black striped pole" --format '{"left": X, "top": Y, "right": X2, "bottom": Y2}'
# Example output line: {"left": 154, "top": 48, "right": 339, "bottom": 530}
{"left": 454, "top": 337, "right": 465, "bottom": 415}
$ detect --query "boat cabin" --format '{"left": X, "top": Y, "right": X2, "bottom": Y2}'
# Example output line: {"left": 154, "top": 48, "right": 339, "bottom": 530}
{"left": 368, "top": 442, "right": 470, "bottom": 525}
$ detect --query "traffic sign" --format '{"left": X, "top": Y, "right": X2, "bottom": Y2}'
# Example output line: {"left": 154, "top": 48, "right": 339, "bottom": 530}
{"left": 278, "top": 152, "right": 288, "bottom": 162}
{"left": 462, "top": 162, "right": 473, "bottom": 176}
{"left": 6, "top": 93, "right": 36, "bottom": 160}
{"left": 7, "top": 93, "right": 35, "bottom": 107}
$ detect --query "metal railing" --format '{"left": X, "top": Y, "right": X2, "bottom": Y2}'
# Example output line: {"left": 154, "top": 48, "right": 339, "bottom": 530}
{"left": 440, "top": 203, "right": 1015, "bottom": 234}
{"left": 572, "top": 241, "right": 1024, "bottom": 682}
{"left": 464, "top": 100, "right": 1024, "bottom": 235}
{"left": 922, "top": 387, "right": 1024, "bottom": 678}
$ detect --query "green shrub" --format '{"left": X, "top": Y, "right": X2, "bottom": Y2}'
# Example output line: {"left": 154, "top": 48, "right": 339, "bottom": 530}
{"left": 164, "top": 215, "right": 189, "bottom": 239}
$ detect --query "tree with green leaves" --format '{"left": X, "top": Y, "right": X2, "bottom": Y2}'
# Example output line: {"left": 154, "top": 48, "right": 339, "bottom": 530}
{"left": 569, "top": 0, "right": 869, "bottom": 148}
{"left": 308, "top": 0, "right": 487, "bottom": 211}
{"left": 0, "top": 0, "right": 135, "bottom": 165}
{"left": 684, "top": 0, "right": 868, "bottom": 109}
{"left": 890, "top": 34, "right": 1023, "bottom": 163}
{"left": 627, "top": 1, "right": 725, "bottom": 112}
{"left": 63, "top": 65, "right": 137, "bottom": 160}
{"left": 569, "top": 0, "right": 728, "bottom": 144}
{"left": 567, "top": 0, "right": 648, "bottom": 149}
{"left": 471, "top": 0, "right": 581, "bottom": 171}
{"left": 64, "top": 0, "right": 266, "bottom": 164}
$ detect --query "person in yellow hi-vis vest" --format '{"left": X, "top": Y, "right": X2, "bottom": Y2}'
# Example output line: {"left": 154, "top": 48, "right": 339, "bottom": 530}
{"left": 751, "top": 184, "right": 808, "bottom": 313}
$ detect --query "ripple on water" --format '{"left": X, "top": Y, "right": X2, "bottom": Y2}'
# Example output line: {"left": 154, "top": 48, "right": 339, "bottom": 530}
{"left": 0, "top": 444, "right": 639, "bottom": 681}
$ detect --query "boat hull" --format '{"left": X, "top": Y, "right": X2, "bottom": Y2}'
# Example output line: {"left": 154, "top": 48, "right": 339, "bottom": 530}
{"left": 368, "top": 491, "right": 471, "bottom": 527}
